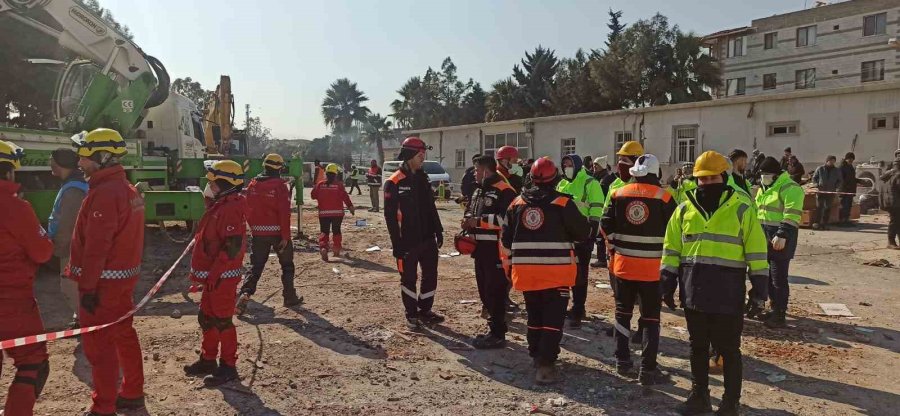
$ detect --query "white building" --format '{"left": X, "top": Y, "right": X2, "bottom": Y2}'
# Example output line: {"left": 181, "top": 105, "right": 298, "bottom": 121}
{"left": 404, "top": 83, "right": 900, "bottom": 182}
{"left": 703, "top": 0, "right": 900, "bottom": 98}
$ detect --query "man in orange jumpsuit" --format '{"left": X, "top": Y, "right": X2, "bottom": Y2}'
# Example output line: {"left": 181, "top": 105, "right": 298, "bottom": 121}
{"left": 183, "top": 160, "right": 249, "bottom": 387}
{"left": 0, "top": 140, "right": 54, "bottom": 416}
{"left": 68, "top": 129, "right": 146, "bottom": 415}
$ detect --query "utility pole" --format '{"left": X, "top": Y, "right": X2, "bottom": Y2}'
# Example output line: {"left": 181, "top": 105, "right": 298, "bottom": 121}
{"left": 245, "top": 104, "right": 250, "bottom": 130}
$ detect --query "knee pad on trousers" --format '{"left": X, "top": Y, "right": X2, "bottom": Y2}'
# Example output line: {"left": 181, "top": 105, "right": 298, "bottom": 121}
{"left": 214, "top": 315, "right": 235, "bottom": 331}
{"left": 198, "top": 311, "right": 213, "bottom": 331}
{"left": 14, "top": 360, "right": 50, "bottom": 397}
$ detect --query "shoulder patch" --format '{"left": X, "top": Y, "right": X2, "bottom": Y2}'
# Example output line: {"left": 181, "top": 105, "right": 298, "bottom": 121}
{"left": 551, "top": 196, "right": 569, "bottom": 207}
{"left": 389, "top": 170, "right": 406, "bottom": 184}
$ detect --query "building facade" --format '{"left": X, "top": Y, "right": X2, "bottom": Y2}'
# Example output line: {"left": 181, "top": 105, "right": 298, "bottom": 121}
{"left": 703, "top": 0, "right": 900, "bottom": 98}
{"left": 404, "top": 83, "right": 900, "bottom": 182}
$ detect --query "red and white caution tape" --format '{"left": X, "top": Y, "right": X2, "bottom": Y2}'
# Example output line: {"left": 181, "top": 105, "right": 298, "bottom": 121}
{"left": 0, "top": 240, "right": 195, "bottom": 350}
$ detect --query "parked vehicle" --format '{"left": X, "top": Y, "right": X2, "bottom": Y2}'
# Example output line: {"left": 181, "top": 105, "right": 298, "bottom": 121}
{"left": 382, "top": 160, "right": 453, "bottom": 195}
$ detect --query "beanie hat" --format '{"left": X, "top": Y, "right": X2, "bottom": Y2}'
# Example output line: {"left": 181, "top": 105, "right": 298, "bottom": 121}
{"left": 759, "top": 156, "right": 782, "bottom": 174}
{"left": 51, "top": 148, "right": 79, "bottom": 169}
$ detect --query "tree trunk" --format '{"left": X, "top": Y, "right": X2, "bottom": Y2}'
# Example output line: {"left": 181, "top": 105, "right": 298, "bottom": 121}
{"left": 376, "top": 138, "right": 384, "bottom": 166}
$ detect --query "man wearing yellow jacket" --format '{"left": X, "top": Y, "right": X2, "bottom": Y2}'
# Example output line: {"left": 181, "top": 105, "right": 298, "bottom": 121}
{"left": 556, "top": 154, "right": 604, "bottom": 327}
{"left": 754, "top": 157, "right": 804, "bottom": 328}
{"left": 662, "top": 151, "right": 769, "bottom": 416}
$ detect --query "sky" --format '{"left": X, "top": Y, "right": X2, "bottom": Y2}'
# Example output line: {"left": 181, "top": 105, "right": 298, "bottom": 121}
{"left": 100, "top": 0, "right": 811, "bottom": 140}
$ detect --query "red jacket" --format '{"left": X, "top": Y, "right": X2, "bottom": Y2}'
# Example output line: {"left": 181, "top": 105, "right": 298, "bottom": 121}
{"left": 311, "top": 180, "right": 352, "bottom": 218}
{"left": 68, "top": 165, "right": 145, "bottom": 292}
{"left": 245, "top": 175, "right": 291, "bottom": 240}
{"left": 0, "top": 180, "right": 54, "bottom": 299}
{"left": 190, "top": 193, "right": 248, "bottom": 286}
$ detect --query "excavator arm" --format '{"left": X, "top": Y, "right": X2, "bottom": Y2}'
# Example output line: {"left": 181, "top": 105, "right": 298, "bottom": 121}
{"left": 1, "top": 0, "right": 169, "bottom": 136}
{"left": 202, "top": 75, "right": 234, "bottom": 156}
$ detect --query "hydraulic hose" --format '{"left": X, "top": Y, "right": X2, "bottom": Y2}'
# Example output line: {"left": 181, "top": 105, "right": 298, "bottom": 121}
{"left": 144, "top": 54, "right": 170, "bottom": 109}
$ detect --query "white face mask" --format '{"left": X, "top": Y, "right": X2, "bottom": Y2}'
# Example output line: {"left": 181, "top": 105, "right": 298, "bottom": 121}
{"left": 202, "top": 183, "right": 216, "bottom": 199}
{"left": 509, "top": 164, "right": 523, "bottom": 177}
{"left": 564, "top": 167, "right": 575, "bottom": 179}
{"left": 761, "top": 174, "right": 775, "bottom": 186}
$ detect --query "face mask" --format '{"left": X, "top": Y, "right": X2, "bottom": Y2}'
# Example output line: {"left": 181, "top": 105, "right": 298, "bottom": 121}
{"left": 563, "top": 167, "right": 575, "bottom": 179}
{"left": 509, "top": 164, "right": 523, "bottom": 177}
{"left": 761, "top": 174, "right": 775, "bottom": 186}
{"left": 202, "top": 183, "right": 215, "bottom": 199}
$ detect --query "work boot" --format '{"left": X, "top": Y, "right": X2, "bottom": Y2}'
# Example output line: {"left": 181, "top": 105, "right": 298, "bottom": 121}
{"left": 183, "top": 358, "right": 217, "bottom": 377}
{"left": 283, "top": 291, "right": 303, "bottom": 307}
{"left": 676, "top": 386, "right": 712, "bottom": 415}
{"left": 716, "top": 397, "right": 741, "bottom": 416}
{"left": 405, "top": 316, "right": 421, "bottom": 330}
{"left": 320, "top": 248, "right": 329, "bottom": 262}
{"left": 535, "top": 363, "right": 559, "bottom": 385}
{"left": 888, "top": 242, "right": 900, "bottom": 250}
{"left": 419, "top": 310, "right": 445, "bottom": 326}
{"left": 616, "top": 360, "right": 635, "bottom": 377}
{"left": 590, "top": 259, "right": 607, "bottom": 268}
{"left": 639, "top": 367, "right": 668, "bottom": 386}
{"left": 566, "top": 310, "right": 583, "bottom": 328}
{"left": 764, "top": 310, "right": 787, "bottom": 328}
{"left": 116, "top": 394, "right": 146, "bottom": 410}
{"left": 472, "top": 333, "right": 506, "bottom": 349}
{"left": 235, "top": 293, "right": 251, "bottom": 316}
{"left": 203, "top": 362, "right": 239, "bottom": 387}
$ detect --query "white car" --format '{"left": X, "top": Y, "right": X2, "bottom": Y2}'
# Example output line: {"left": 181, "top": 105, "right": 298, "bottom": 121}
{"left": 382, "top": 160, "right": 453, "bottom": 194}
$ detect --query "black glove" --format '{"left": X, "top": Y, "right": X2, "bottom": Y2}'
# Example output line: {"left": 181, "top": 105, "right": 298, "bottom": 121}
{"left": 392, "top": 247, "right": 407, "bottom": 259}
{"left": 662, "top": 292, "right": 677, "bottom": 311}
{"left": 435, "top": 233, "right": 443, "bottom": 249}
{"left": 81, "top": 292, "right": 99, "bottom": 315}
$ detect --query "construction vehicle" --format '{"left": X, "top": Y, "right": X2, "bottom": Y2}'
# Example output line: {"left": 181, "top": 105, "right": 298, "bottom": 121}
{"left": 202, "top": 75, "right": 244, "bottom": 156}
{"left": 0, "top": 0, "right": 303, "bottom": 224}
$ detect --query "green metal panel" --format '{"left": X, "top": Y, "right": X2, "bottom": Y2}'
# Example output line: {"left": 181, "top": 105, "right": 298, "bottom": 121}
{"left": 142, "top": 190, "right": 205, "bottom": 222}
{"left": 130, "top": 169, "right": 167, "bottom": 184}
{"left": 22, "top": 190, "right": 58, "bottom": 223}
{"left": 288, "top": 158, "right": 304, "bottom": 205}
{"left": 65, "top": 72, "right": 157, "bottom": 139}
{"left": 173, "top": 158, "right": 207, "bottom": 179}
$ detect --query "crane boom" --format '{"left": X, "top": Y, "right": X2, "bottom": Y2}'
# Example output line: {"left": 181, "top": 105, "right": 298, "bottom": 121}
{"left": 202, "top": 75, "right": 235, "bottom": 155}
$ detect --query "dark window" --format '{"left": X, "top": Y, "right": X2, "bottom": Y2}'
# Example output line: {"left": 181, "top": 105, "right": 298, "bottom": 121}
{"left": 861, "top": 60, "right": 885, "bottom": 82}
{"left": 763, "top": 73, "right": 777, "bottom": 90}
{"left": 863, "top": 13, "right": 887, "bottom": 36}
{"left": 764, "top": 32, "right": 777, "bottom": 49}
{"left": 797, "top": 25, "right": 816, "bottom": 47}
{"left": 147, "top": 121, "right": 154, "bottom": 129}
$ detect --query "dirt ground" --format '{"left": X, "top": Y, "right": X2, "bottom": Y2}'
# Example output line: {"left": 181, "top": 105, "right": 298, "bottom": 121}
{"left": 3, "top": 188, "right": 899, "bottom": 415}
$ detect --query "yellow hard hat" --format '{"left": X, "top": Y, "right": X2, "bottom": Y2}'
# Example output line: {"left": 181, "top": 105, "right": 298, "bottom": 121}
{"left": 693, "top": 151, "right": 730, "bottom": 177}
{"left": 71, "top": 128, "right": 127, "bottom": 157}
{"left": 616, "top": 141, "right": 644, "bottom": 157}
{"left": 205, "top": 159, "right": 244, "bottom": 186}
{"left": 325, "top": 163, "right": 340, "bottom": 174}
{"left": 0, "top": 140, "right": 24, "bottom": 170}
{"left": 263, "top": 153, "right": 284, "bottom": 170}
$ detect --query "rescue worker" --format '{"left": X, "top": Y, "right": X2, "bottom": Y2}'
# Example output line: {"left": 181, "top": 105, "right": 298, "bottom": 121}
{"left": 556, "top": 154, "right": 604, "bottom": 328}
{"left": 68, "top": 128, "right": 146, "bottom": 415}
{"left": 591, "top": 161, "right": 611, "bottom": 268}
{"left": 313, "top": 160, "right": 325, "bottom": 185}
{"left": 236, "top": 154, "right": 301, "bottom": 316}
{"left": 661, "top": 151, "right": 769, "bottom": 416}
{"left": 347, "top": 165, "right": 363, "bottom": 195}
{"left": 366, "top": 159, "right": 382, "bottom": 212}
{"left": 601, "top": 141, "right": 645, "bottom": 212}
{"left": 601, "top": 154, "right": 676, "bottom": 384}
{"left": 754, "top": 157, "right": 804, "bottom": 328}
{"left": 502, "top": 157, "right": 588, "bottom": 384}
{"left": 0, "top": 140, "right": 53, "bottom": 416}
{"left": 461, "top": 155, "right": 517, "bottom": 349}
{"left": 384, "top": 137, "right": 445, "bottom": 329}
{"left": 311, "top": 163, "right": 355, "bottom": 261}
{"left": 183, "top": 160, "right": 248, "bottom": 387}
{"left": 496, "top": 145, "right": 524, "bottom": 193}
{"left": 48, "top": 147, "right": 88, "bottom": 328}
{"left": 460, "top": 153, "right": 481, "bottom": 201}
{"left": 727, "top": 149, "right": 752, "bottom": 198}
{"left": 674, "top": 163, "right": 698, "bottom": 204}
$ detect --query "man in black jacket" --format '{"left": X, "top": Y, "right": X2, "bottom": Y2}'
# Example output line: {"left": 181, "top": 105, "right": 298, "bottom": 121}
{"left": 837, "top": 152, "right": 861, "bottom": 226}
{"left": 460, "top": 153, "right": 481, "bottom": 200}
{"left": 385, "top": 137, "right": 445, "bottom": 329}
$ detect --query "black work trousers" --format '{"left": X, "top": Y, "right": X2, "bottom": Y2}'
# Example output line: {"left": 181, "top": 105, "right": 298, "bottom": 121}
{"left": 524, "top": 288, "right": 569, "bottom": 365}
{"left": 888, "top": 207, "right": 900, "bottom": 245}
{"left": 815, "top": 194, "right": 834, "bottom": 226}
{"left": 613, "top": 277, "right": 661, "bottom": 371}
{"left": 569, "top": 241, "right": 593, "bottom": 318}
{"left": 474, "top": 248, "right": 508, "bottom": 337}
{"left": 241, "top": 235, "right": 296, "bottom": 297}
{"left": 839, "top": 195, "right": 854, "bottom": 222}
{"left": 318, "top": 217, "right": 343, "bottom": 234}
{"left": 684, "top": 308, "right": 744, "bottom": 402}
{"left": 397, "top": 239, "right": 439, "bottom": 319}
{"left": 768, "top": 258, "right": 790, "bottom": 312}
{"left": 594, "top": 237, "right": 607, "bottom": 266}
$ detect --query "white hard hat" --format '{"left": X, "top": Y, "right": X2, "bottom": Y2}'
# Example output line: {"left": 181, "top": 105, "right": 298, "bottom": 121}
{"left": 629, "top": 154, "right": 660, "bottom": 178}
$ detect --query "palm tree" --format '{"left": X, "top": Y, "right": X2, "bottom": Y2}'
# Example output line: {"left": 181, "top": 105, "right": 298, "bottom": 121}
{"left": 321, "top": 78, "right": 370, "bottom": 165}
{"left": 485, "top": 78, "right": 528, "bottom": 122}
{"left": 361, "top": 113, "right": 392, "bottom": 165}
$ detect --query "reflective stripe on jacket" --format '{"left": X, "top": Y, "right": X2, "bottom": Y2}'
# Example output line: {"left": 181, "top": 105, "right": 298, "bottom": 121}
{"left": 601, "top": 182, "right": 676, "bottom": 281}
{"left": 755, "top": 172, "right": 804, "bottom": 228}
{"left": 190, "top": 193, "right": 248, "bottom": 285}
{"left": 245, "top": 175, "right": 291, "bottom": 240}
{"left": 311, "top": 180, "right": 353, "bottom": 218}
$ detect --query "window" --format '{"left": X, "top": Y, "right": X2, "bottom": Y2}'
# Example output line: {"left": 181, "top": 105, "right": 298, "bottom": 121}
{"left": 674, "top": 126, "right": 697, "bottom": 163}
{"left": 483, "top": 132, "right": 530, "bottom": 160}
{"left": 795, "top": 68, "right": 816, "bottom": 89}
{"left": 863, "top": 13, "right": 887, "bottom": 36}
{"left": 146, "top": 120, "right": 154, "bottom": 129}
{"left": 614, "top": 131, "right": 633, "bottom": 150}
{"left": 868, "top": 113, "right": 900, "bottom": 130}
{"left": 561, "top": 138, "right": 576, "bottom": 159}
{"left": 767, "top": 121, "right": 799, "bottom": 137}
{"left": 454, "top": 149, "right": 466, "bottom": 168}
{"left": 725, "top": 77, "right": 746, "bottom": 96}
{"left": 861, "top": 60, "right": 885, "bottom": 83}
{"left": 764, "top": 32, "right": 777, "bottom": 50}
{"left": 727, "top": 36, "right": 746, "bottom": 57}
{"left": 796, "top": 25, "right": 817, "bottom": 47}
{"left": 763, "top": 73, "right": 777, "bottom": 90}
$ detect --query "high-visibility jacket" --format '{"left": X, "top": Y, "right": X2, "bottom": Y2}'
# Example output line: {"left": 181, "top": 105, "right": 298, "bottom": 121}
{"left": 469, "top": 174, "right": 517, "bottom": 249}
{"left": 245, "top": 175, "right": 291, "bottom": 240}
{"left": 190, "top": 193, "right": 248, "bottom": 286}
{"left": 602, "top": 176, "right": 628, "bottom": 212}
{"left": 674, "top": 177, "right": 698, "bottom": 204}
{"left": 502, "top": 189, "right": 589, "bottom": 291}
{"left": 661, "top": 187, "right": 769, "bottom": 314}
{"left": 601, "top": 182, "right": 677, "bottom": 281}
{"left": 311, "top": 179, "right": 353, "bottom": 218}
{"left": 557, "top": 169, "right": 605, "bottom": 223}
{"left": 0, "top": 180, "right": 54, "bottom": 300}
{"left": 68, "top": 165, "right": 145, "bottom": 292}
{"left": 728, "top": 173, "right": 752, "bottom": 198}
{"left": 755, "top": 172, "right": 804, "bottom": 229}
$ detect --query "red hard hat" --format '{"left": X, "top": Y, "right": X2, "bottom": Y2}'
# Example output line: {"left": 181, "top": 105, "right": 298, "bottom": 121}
{"left": 531, "top": 157, "right": 558, "bottom": 184}
{"left": 402, "top": 136, "right": 431, "bottom": 152}
{"left": 496, "top": 145, "right": 519, "bottom": 160}
{"left": 454, "top": 233, "right": 477, "bottom": 255}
